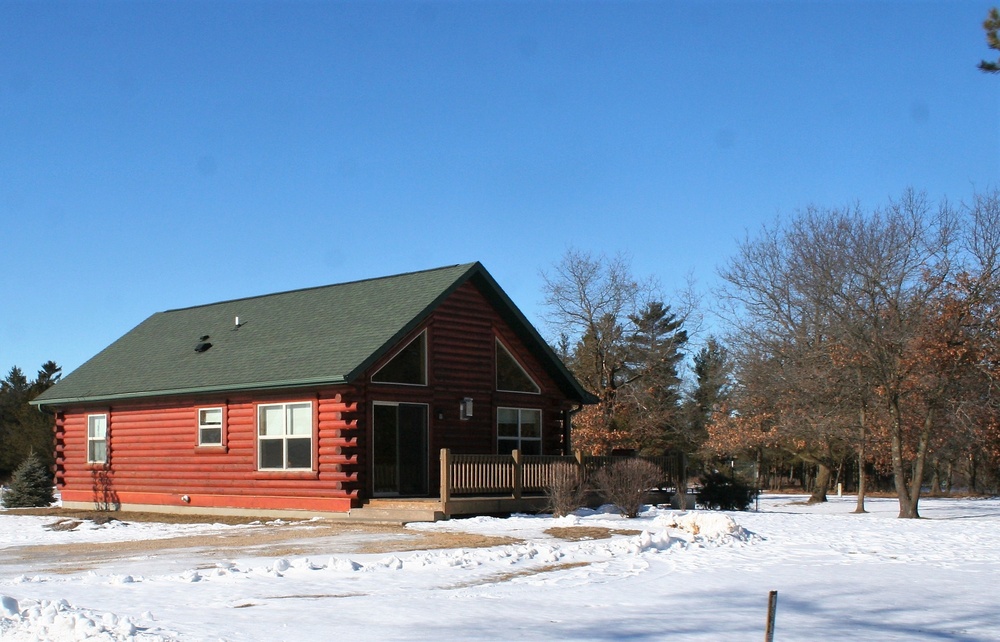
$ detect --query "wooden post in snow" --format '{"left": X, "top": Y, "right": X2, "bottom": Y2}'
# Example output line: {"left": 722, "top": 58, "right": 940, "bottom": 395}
{"left": 440, "top": 449, "right": 452, "bottom": 514}
{"left": 764, "top": 590, "right": 778, "bottom": 642}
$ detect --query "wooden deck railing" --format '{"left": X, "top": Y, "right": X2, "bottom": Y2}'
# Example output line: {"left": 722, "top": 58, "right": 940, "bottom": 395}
{"left": 440, "top": 449, "right": 677, "bottom": 504}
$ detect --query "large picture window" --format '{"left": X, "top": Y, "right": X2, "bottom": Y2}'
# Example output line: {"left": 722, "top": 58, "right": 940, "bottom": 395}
{"left": 497, "top": 407, "right": 542, "bottom": 455}
{"left": 372, "top": 331, "right": 427, "bottom": 385}
{"left": 258, "top": 402, "right": 313, "bottom": 470}
{"left": 198, "top": 408, "right": 223, "bottom": 446}
{"left": 88, "top": 414, "right": 108, "bottom": 464}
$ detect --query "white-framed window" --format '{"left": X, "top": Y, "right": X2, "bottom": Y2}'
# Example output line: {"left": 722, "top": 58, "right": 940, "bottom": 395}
{"left": 198, "top": 407, "right": 224, "bottom": 446}
{"left": 88, "top": 414, "right": 108, "bottom": 464}
{"left": 497, "top": 407, "right": 542, "bottom": 455}
{"left": 372, "top": 331, "right": 427, "bottom": 386}
{"left": 257, "top": 402, "right": 313, "bottom": 470}
{"left": 496, "top": 339, "right": 540, "bottom": 393}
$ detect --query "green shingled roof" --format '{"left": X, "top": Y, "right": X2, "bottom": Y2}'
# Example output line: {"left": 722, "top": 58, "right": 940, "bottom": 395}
{"left": 33, "top": 263, "right": 595, "bottom": 407}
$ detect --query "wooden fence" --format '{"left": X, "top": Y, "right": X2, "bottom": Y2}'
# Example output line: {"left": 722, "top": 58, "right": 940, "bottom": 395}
{"left": 440, "top": 449, "right": 677, "bottom": 503}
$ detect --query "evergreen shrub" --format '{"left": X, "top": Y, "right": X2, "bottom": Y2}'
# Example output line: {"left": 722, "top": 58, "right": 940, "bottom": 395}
{"left": 1, "top": 451, "right": 55, "bottom": 508}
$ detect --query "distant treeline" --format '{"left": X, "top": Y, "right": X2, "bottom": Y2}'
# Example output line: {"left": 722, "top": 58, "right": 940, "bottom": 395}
{"left": 708, "top": 189, "right": 1000, "bottom": 516}
{"left": 543, "top": 189, "right": 1000, "bottom": 519}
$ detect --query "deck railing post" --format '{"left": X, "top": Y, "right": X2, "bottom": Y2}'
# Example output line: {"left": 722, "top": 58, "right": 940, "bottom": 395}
{"left": 440, "top": 449, "right": 452, "bottom": 513}
{"left": 512, "top": 449, "right": 522, "bottom": 500}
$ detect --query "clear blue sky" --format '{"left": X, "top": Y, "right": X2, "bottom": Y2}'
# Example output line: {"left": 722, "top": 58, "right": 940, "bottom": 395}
{"left": 2, "top": 1, "right": 998, "bottom": 378}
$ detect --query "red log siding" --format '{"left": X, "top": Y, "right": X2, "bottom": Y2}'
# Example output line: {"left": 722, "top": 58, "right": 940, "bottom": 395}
{"left": 53, "top": 411, "right": 66, "bottom": 488}
{"left": 58, "top": 388, "right": 363, "bottom": 512}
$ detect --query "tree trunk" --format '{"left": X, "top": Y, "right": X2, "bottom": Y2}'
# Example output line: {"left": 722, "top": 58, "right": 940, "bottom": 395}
{"left": 889, "top": 395, "right": 918, "bottom": 518}
{"left": 808, "top": 462, "right": 832, "bottom": 504}
{"left": 928, "top": 459, "right": 941, "bottom": 497}
{"left": 855, "top": 450, "right": 868, "bottom": 513}
{"left": 855, "top": 404, "right": 867, "bottom": 513}
{"left": 902, "top": 411, "right": 933, "bottom": 519}
{"left": 944, "top": 460, "right": 954, "bottom": 496}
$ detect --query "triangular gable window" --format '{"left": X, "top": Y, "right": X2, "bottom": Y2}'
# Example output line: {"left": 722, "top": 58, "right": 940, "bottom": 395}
{"left": 372, "top": 331, "right": 427, "bottom": 385}
{"left": 496, "top": 339, "right": 540, "bottom": 393}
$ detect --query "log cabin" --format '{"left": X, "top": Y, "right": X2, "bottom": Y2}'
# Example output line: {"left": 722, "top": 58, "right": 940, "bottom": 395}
{"left": 32, "top": 263, "right": 596, "bottom": 516}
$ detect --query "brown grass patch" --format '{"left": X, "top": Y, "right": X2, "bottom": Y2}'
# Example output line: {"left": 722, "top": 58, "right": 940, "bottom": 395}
{"left": 446, "top": 561, "right": 591, "bottom": 589}
{"left": 231, "top": 594, "right": 368, "bottom": 608}
{"left": 544, "top": 526, "right": 642, "bottom": 541}
{"left": 43, "top": 519, "right": 83, "bottom": 532}
{"left": 263, "top": 593, "right": 366, "bottom": 600}
{"left": 356, "top": 531, "right": 521, "bottom": 554}
{"left": 47, "top": 564, "right": 103, "bottom": 575}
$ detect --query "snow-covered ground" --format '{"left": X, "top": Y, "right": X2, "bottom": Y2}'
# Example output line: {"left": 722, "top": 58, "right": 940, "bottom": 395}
{"left": 2, "top": 494, "right": 999, "bottom": 641}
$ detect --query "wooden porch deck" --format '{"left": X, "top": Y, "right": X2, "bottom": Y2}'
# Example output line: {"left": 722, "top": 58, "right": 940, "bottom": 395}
{"left": 351, "top": 495, "right": 552, "bottom": 523}
{"left": 346, "top": 449, "right": 680, "bottom": 523}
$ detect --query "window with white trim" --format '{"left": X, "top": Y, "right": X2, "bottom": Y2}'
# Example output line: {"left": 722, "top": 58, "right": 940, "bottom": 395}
{"left": 497, "top": 407, "right": 542, "bottom": 455}
{"left": 88, "top": 414, "right": 108, "bottom": 464}
{"left": 496, "top": 339, "right": 540, "bottom": 393}
{"left": 198, "top": 408, "right": 223, "bottom": 446}
{"left": 257, "top": 402, "right": 313, "bottom": 470}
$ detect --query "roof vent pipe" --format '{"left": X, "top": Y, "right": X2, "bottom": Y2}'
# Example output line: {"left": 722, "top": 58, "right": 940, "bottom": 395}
{"left": 234, "top": 316, "right": 241, "bottom": 329}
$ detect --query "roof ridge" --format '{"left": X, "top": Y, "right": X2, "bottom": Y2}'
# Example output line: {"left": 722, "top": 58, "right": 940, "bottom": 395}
{"left": 162, "top": 262, "right": 478, "bottom": 314}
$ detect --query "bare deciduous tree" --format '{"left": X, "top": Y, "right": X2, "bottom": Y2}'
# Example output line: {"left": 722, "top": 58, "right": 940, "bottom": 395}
{"left": 715, "top": 190, "right": 960, "bottom": 517}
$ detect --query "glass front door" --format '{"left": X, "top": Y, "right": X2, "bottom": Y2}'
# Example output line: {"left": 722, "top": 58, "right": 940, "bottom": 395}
{"left": 373, "top": 403, "right": 428, "bottom": 496}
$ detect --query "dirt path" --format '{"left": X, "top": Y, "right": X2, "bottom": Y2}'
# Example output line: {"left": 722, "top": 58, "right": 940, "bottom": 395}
{"left": 1, "top": 509, "right": 523, "bottom": 574}
{"left": 0, "top": 509, "right": 637, "bottom": 576}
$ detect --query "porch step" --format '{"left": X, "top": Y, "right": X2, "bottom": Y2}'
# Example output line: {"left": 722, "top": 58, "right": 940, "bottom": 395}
{"left": 350, "top": 499, "right": 446, "bottom": 524}
{"left": 349, "top": 496, "right": 552, "bottom": 523}
{"left": 363, "top": 499, "right": 444, "bottom": 510}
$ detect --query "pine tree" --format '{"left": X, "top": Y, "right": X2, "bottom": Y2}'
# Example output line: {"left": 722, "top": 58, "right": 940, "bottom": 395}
{"left": 623, "top": 301, "right": 689, "bottom": 454}
{"left": 688, "top": 337, "right": 732, "bottom": 443}
{"left": 34, "top": 361, "right": 62, "bottom": 390}
{"left": 2, "top": 451, "right": 55, "bottom": 508}
{"left": 0, "top": 367, "right": 30, "bottom": 476}
{"left": 627, "top": 301, "right": 688, "bottom": 404}
{"left": 980, "top": 8, "right": 1000, "bottom": 73}
{"left": 0, "top": 362, "right": 61, "bottom": 478}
